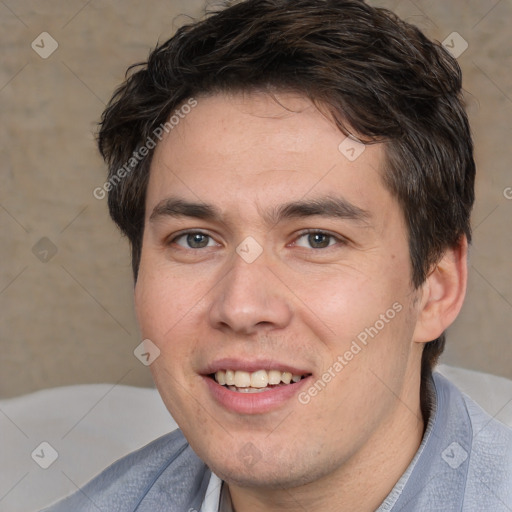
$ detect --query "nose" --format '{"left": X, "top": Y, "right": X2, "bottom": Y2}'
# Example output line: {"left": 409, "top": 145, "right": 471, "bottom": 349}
{"left": 208, "top": 251, "right": 293, "bottom": 336}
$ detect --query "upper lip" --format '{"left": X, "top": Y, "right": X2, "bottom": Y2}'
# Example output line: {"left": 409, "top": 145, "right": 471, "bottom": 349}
{"left": 201, "top": 358, "right": 312, "bottom": 376}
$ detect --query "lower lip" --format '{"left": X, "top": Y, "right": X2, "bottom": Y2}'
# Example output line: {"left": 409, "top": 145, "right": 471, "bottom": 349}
{"left": 203, "top": 375, "right": 311, "bottom": 414}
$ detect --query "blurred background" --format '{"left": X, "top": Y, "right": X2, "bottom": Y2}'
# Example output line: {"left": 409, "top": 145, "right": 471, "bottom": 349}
{"left": 1, "top": 0, "right": 511, "bottom": 399}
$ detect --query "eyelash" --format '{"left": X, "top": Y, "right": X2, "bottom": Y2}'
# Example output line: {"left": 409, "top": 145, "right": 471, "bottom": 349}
{"left": 169, "top": 231, "right": 219, "bottom": 249}
{"left": 168, "top": 229, "right": 346, "bottom": 250}
{"left": 293, "top": 229, "right": 347, "bottom": 249}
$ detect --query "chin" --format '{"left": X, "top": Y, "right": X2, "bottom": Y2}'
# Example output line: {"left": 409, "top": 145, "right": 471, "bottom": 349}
{"left": 215, "top": 465, "right": 308, "bottom": 489}
{"left": 206, "top": 449, "right": 335, "bottom": 490}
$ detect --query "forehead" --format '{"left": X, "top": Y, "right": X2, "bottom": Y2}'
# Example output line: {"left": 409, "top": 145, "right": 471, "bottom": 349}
{"left": 147, "top": 91, "right": 393, "bottom": 219}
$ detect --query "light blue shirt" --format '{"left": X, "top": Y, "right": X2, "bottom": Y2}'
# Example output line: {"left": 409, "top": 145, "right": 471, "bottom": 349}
{"left": 42, "top": 373, "right": 512, "bottom": 511}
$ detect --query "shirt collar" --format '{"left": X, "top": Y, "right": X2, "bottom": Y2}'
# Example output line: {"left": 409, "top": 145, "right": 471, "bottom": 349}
{"left": 200, "top": 372, "right": 471, "bottom": 512}
{"left": 377, "top": 372, "right": 471, "bottom": 511}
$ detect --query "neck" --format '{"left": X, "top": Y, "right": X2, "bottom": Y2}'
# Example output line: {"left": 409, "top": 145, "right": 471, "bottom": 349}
{"left": 227, "top": 368, "right": 426, "bottom": 512}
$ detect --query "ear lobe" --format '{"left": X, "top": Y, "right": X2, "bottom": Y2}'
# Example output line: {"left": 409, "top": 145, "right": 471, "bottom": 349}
{"left": 412, "top": 236, "right": 468, "bottom": 344}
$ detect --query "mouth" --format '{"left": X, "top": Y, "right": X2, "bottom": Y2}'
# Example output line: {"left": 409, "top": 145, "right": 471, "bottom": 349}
{"left": 209, "top": 369, "right": 310, "bottom": 393}
{"left": 201, "top": 359, "right": 313, "bottom": 414}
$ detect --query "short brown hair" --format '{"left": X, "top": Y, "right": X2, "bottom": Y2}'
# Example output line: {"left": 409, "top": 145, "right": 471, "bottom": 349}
{"left": 98, "top": 0, "right": 475, "bottom": 418}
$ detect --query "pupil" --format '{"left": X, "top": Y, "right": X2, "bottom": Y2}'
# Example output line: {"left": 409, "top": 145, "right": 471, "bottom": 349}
{"left": 309, "top": 233, "right": 329, "bottom": 248}
{"left": 188, "top": 233, "right": 208, "bottom": 248}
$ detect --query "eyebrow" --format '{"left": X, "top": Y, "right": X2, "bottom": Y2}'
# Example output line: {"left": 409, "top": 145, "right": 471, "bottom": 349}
{"left": 149, "top": 196, "right": 370, "bottom": 226}
{"left": 268, "top": 196, "right": 370, "bottom": 225}
{"left": 150, "top": 198, "right": 222, "bottom": 222}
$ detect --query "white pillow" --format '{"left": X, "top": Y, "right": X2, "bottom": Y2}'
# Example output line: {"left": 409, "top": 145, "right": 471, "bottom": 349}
{"left": 1, "top": 365, "right": 511, "bottom": 512}
{"left": 0, "top": 384, "right": 175, "bottom": 512}
{"left": 436, "top": 364, "right": 512, "bottom": 426}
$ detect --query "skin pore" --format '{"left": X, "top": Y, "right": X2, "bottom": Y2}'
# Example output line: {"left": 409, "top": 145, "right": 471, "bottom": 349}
{"left": 134, "top": 91, "right": 467, "bottom": 511}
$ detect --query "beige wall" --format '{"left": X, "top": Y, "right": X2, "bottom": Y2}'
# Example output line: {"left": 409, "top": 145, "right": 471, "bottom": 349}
{"left": 1, "top": 0, "right": 511, "bottom": 398}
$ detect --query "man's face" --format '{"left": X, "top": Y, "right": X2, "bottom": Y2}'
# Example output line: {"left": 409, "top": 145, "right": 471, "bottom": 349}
{"left": 135, "top": 92, "right": 424, "bottom": 488}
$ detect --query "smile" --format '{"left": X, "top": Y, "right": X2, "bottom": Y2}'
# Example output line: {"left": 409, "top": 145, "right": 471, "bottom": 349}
{"left": 212, "top": 369, "right": 308, "bottom": 393}
{"left": 204, "top": 366, "right": 312, "bottom": 414}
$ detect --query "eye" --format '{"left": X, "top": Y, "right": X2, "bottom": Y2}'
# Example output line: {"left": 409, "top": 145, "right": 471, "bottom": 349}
{"left": 172, "top": 232, "right": 218, "bottom": 249}
{"left": 294, "top": 231, "right": 341, "bottom": 249}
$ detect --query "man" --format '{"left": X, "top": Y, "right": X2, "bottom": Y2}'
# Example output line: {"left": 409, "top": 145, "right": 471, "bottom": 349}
{"left": 44, "top": 0, "right": 512, "bottom": 510}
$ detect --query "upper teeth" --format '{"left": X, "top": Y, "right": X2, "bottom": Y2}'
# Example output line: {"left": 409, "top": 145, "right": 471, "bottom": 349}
{"left": 215, "top": 369, "right": 304, "bottom": 388}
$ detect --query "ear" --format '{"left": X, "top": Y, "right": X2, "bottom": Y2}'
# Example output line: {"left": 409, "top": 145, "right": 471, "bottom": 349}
{"left": 412, "top": 236, "right": 468, "bottom": 344}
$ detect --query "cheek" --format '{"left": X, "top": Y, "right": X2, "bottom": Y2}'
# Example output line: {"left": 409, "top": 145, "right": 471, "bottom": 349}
{"left": 134, "top": 260, "right": 215, "bottom": 394}
{"left": 135, "top": 263, "right": 203, "bottom": 340}
{"left": 134, "top": 269, "right": 209, "bottom": 424}
{"left": 294, "top": 257, "right": 416, "bottom": 385}
{"left": 289, "top": 267, "right": 399, "bottom": 344}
